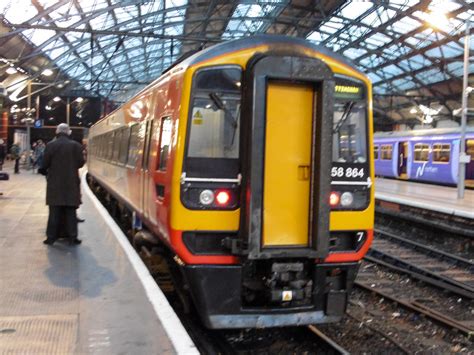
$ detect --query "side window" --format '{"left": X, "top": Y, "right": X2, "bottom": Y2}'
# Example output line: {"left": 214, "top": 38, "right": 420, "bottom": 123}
{"left": 113, "top": 130, "right": 122, "bottom": 162}
{"left": 374, "top": 145, "right": 379, "bottom": 160}
{"left": 158, "top": 117, "right": 172, "bottom": 171}
{"left": 433, "top": 143, "right": 450, "bottom": 163}
{"left": 99, "top": 135, "right": 104, "bottom": 158}
{"left": 107, "top": 132, "right": 114, "bottom": 161}
{"left": 381, "top": 144, "right": 392, "bottom": 160}
{"left": 127, "top": 124, "right": 140, "bottom": 167}
{"left": 119, "top": 127, "right": 130, "bottom": 164}
{"left": 414, "top": 143, "right": 430, "bottom": 162}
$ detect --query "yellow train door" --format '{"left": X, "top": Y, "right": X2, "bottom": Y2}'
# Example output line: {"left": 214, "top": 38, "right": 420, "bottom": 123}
{"left": 263, "top": 81, "right": 314, "bottom": 247}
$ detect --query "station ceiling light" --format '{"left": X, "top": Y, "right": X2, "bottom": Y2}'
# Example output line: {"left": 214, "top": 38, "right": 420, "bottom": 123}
{"left": 52, "top": 96, "right": 61, "bottom": 102}
{"left": 41, "top": 68, "right": 53, "bottom": 76}
{"left": 6, "top": 66, "right": 17, "bottom": 75}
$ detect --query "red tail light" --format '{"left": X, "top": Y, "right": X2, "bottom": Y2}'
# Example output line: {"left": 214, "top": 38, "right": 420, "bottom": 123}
{"left": 216, "top": 191, "right": 231, "bottom": 206}
{"left": 329, "top": 192, "right": 340, "bottom": 206}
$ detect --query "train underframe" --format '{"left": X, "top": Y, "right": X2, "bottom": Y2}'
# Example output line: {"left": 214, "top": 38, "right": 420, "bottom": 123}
{"left": 88, "top": 175, "right": 361, "bottom": 329}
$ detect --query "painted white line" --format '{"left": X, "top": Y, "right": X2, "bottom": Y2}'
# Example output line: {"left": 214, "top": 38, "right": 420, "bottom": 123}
{"left": 81, "top": 170, "right": 199, "bottom": 355}
{"left": 375, "top": 192, "right": 474, "bottom": 219}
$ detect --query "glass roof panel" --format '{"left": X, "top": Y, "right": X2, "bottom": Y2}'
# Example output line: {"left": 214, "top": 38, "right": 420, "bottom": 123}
{"left": 416, "top": 68, "right": 448, "bottom": 84}
{"left": 382, "top": 64, "right": 405, "bottom": 77}
{"left": 390, "top": 17, "right": 421, "bottom": 33}
{"left": 446, "top": 62, "right": 464, "bottom": 76}
{"left": 223, "top": 0, "right": 286, "bottom": 38}
{"left": 23, "top": 29, "right": 56, "bottom": 46}
{"left": 343, "top": 47, "right": 368, "bottom": 60}
{"left": 361, "top": 8, "right": 396, "bottom": 27}
{"left": 42, "top": 41, "right": 66, "bottom": 60}
{"left": 391, "top": 78, "right": 416, "bottom": 90}
{"left": 48, "top": 3, "right": 81, "bottom": 28}
{"left": 340, "top": 2, "right": 373, "bottom": 19}
{"left": 3, "top": 1, "right": 38, "bottom": 23}
{"left": 367, "top": 72, "right": 383, "bottom": 84}
{"left": 428, "top": 0, "right": 462, "bottom": 13}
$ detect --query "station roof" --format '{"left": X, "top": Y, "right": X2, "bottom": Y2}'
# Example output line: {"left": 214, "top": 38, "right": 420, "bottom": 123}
{"left": 0, "top": 0, "right": 472, "bottom": 128}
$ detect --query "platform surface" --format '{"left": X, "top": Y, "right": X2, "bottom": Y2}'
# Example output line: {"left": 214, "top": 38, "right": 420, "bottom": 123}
{"left": 375, "top": 178, "right": 474, "bottom": 219}
{"left": 0, "top": 162, "right": 196, "bottom": 354}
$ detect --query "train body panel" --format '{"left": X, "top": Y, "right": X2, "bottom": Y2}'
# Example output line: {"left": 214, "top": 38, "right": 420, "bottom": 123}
{"left": 87, "top": 35, "right": 374, "bottom": 328}
{"left": 374, "top": 128, "right": 474, "bottom": 186}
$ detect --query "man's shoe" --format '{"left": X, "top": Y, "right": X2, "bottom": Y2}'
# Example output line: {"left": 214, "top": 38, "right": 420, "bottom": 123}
{"left": 70, "top": 238, "right": 82, "bottom": 245}
{"left": 43, "top": 239, "right": 55, "bottom": 245}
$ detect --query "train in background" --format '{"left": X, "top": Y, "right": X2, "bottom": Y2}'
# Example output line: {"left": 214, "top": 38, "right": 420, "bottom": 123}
{"left": 87, "top": 35, "right": 374, "bottom": 329}
{"left": 374, "top": 127, "right": 474, "bottom": 187}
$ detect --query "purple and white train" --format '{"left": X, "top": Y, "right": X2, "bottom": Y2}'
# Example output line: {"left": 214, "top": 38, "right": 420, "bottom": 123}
{"left": 373, "top": 127, "right": 474, "bottom": 186}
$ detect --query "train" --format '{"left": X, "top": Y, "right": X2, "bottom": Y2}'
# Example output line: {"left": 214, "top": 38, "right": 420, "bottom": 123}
{"left": 87, "top": 35, "right": 374, "bottom": 329}
{"left": 374, "top": 127, "right": 474, "bottom": 187}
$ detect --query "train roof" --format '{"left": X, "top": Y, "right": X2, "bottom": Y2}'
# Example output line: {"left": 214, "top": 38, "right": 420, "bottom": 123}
{"left": 373, "top": 127, "right": 474, "bottom": 139}
{"left": 169, "top": 35, "right": 365, "bottom": 78}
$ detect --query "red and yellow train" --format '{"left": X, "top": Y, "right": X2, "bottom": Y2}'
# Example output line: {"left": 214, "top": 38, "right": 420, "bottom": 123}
{"left": 87, "top": 35, "right": 374, "bottom": 329}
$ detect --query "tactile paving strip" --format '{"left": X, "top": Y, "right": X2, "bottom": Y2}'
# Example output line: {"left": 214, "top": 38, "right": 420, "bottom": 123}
{"left": 0, "top": 314, "right": 78, "bottom": 354}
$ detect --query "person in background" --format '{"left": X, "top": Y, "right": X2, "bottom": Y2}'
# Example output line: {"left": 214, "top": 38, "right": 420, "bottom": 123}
{"left": 0, "top": 139, "right": 5, "bottom": 171}
{"left": 10, "top": 142, "right": 21, "bottom": 174}
{"left": 34, "top": 139, "right": 46, "bottom": 173}
{"left": 40, "top": 123, "right": 85, "bottom": 245}
{"left": 0, "top": 139, "right": 5, "bottom": 196}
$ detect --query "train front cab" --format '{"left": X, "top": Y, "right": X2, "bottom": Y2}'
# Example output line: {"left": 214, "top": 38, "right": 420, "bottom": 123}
{"left": 172, "top": 47, "right": 374, "bottom": 329}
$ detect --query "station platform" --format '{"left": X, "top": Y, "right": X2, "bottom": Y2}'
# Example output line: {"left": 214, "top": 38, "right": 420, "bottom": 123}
{"left": 375, "top": 178, "right": 474, "bottom": 219}
{"left": 0, "top": 163, "right": 197, "bottom": 354}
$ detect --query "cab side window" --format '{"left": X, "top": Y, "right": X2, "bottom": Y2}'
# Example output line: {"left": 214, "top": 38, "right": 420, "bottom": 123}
{"left": 158, "top": 117, "right": 172, "bottom": 171}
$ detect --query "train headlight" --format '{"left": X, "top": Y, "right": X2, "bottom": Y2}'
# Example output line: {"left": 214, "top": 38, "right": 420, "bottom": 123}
{"left": 340, "top": 192, "right": 354, "bottom": 207}
{"left": 329, "top": 192, "right": 340, "bottom": 206}
{"left": 199, "top": 189, "right": 215, "bottom": 205}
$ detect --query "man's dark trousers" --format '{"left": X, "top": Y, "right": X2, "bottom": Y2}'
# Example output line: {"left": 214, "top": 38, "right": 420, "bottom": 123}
{"left": 46, "top": 206, "right": 78, "bottom": 242}
{"left": 14, "top": 158, "right": 19, "bottom": 173}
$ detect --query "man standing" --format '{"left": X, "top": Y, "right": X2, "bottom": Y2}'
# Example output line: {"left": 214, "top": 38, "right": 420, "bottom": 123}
{"left": 41, "top": 123, "right": 84, "bottom": 245}
{"left": 10, "top": 141, "right": 20, "bottom": 174}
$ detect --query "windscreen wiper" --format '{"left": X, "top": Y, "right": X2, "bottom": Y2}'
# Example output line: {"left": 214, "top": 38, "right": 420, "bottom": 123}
{"left": 333, "top": 101, "right": 355, "bottom": 134}
{"left": 209, "top": 92, "right": 239, "bottom": 147}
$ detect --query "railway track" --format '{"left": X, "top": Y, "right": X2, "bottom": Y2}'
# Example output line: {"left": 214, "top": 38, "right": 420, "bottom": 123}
{"left": 356, "top": 228, "right": 474, "bottom": 339}
{"left": 366, "top": 229, "right": 474, "bottom": 299}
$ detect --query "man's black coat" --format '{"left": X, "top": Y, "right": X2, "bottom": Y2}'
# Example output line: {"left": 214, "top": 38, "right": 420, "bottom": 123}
{"left": 42, "top": 134, "right": 85, "bottom": 206}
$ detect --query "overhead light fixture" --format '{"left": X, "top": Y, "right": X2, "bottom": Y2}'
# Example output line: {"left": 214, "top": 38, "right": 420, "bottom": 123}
{"left": 6, "top": 67, "right": 17, "bottom": 75}
{"left": 56, "top": 83, "right": 64, "bottom": 89}
{"left": 41, "top": 69, "right": 54, "bottom": 76}
{"left": 53, "top": 96, "right": 61, "bottom": 102}
{"left": 75, "top": 97, "right": 84, "bottom": 103}
{"left": 409, "top": 107, "right": 417, "bottom": 114}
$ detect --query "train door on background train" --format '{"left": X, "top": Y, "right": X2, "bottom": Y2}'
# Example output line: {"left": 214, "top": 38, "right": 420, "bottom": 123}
{"left": 466, "top": 139, "right": 474, "bottom": 187}
{"left": 398, "top": 141, "right": 408, "bottom": 179}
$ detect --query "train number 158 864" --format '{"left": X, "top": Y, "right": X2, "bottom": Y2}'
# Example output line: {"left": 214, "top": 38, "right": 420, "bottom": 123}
{"left": 331, "top": 167, "right": 365, "bottom": 179}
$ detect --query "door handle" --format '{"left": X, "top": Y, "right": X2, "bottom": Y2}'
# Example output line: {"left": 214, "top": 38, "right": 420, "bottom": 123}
{"left": 298, "top": 165, "right": 310, "bottom": 181}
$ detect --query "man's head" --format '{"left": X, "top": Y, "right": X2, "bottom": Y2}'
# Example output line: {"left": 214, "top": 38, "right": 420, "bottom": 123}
{"left": 56, "top": 123, "right": 71, "bottom": 135}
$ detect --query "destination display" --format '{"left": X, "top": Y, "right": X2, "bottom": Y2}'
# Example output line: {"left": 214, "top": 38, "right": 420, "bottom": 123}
{"left": 334, "top": 81, "right": 365, "bottom": 100}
